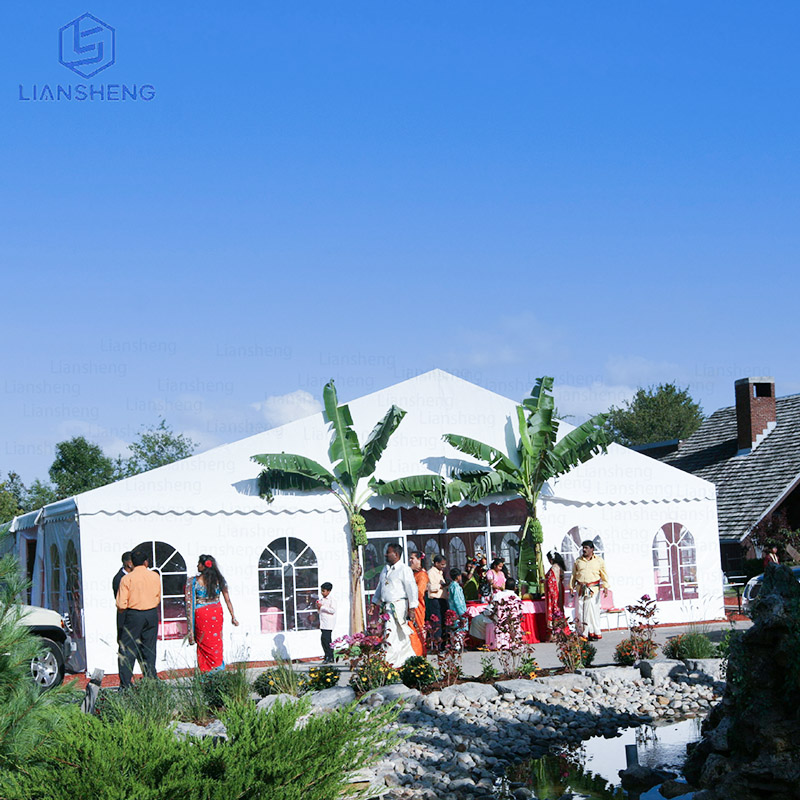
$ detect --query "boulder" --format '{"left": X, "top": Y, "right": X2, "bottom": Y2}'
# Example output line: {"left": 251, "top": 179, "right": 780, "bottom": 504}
{"left": 309, "top": 686, "right": 356, "bottom": 710}
{"left": 440, "top": 681, "right": 499, "bottom": 705}
{"left": 659, "top": 779, "right": 695, "bottom": 799}
{"left": 256, "top": 693, "right": 299, "bottom": 711}
{"left": 618, "top": 764, "right": 677, "bottom": 791}
{"left": 638, "top": 659, "right": 687, "bottom": 683}
{"left": 493, "top": 679, "right": 539, "bottom": 697}
{"left": 360, "top": 684, "right": 422, "bottom": 706}
{"left": 579, "top": 665, "right": 639, "bottom": 684}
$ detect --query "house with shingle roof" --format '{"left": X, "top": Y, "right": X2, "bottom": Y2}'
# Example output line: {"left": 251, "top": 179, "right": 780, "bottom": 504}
{"left": 647, "top": 377, "right": 800, "bottom": 574}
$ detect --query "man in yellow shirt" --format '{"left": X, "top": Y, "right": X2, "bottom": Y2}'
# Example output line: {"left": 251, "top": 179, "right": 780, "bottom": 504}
{"left": 569, "top": 540, "right": 610, "bottom": 641}
{"left": 116, "top": 547, "right": 162, "bottom": 688}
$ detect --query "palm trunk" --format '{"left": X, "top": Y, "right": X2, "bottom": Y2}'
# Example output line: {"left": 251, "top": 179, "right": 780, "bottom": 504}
{"left": 518, "top": 509, "right": 546, "bottom": 596}
{"left": 349, "top": 547, "right": 365, "bottom": 634}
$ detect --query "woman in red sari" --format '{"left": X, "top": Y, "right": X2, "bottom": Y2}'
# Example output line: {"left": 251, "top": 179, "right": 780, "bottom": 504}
{"left": 186, "top": 554, "right": 239, "bottom": 672}
{"left": 545, "top": 551, "right": 570, "bottom": 637}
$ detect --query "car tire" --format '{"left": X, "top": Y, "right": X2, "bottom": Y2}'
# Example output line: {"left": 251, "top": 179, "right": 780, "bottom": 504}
{"left": 31, "top": 638, "right": 65, "bottom": 690}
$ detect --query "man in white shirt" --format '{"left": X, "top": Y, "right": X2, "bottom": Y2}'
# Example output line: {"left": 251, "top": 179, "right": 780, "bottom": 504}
{"left": 369, "top": 543, "right": 418, "bottom": 667}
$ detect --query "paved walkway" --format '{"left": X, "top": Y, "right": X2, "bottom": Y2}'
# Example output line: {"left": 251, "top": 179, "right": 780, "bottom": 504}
{"left": 288, "top": 619, "right": 749, "bottom": 683}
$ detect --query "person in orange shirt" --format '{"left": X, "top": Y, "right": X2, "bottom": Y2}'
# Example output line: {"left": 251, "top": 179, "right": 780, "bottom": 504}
{"left": 116, "top": 547, "right": 162, "bottom": 688}
{"left": 409, "top": 551, "right": 429, "bottom": 656}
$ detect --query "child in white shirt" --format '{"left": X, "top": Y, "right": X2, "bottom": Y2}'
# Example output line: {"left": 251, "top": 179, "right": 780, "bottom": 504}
{"left": 316, "top": 582, "right": 337, "bottom": 662}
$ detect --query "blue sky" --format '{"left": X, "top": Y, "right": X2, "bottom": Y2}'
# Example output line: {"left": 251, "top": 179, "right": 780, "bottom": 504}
{"left": 2, "top": 2, "right": 799, "bottom": 483}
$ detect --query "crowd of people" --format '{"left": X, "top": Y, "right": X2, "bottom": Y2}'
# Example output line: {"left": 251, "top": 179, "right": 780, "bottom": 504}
{"left": 110, "top": 538, "right": 612, "bottom": 680}
{"left": 368, "top": 539, "right": 611, "bottom": 667}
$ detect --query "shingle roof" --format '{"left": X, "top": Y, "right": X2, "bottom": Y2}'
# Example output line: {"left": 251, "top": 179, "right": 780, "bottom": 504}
{"left": 660, "top": 394, "right": 800, "bottom": 541}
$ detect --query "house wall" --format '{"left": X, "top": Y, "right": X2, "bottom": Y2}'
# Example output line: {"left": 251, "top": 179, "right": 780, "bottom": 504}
{"left": 78, "top": 507, "right": 352, "bottom": 676}
{"left": 539, "top": 497, "right": 724, "bottom": 624}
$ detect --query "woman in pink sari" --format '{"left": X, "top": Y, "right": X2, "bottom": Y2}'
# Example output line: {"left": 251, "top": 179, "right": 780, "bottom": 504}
{"left": 545, "top": 551, "right": 570, "bottom": 637}
{"left": 186, "top": 554, "right": 239, "bottom": 672}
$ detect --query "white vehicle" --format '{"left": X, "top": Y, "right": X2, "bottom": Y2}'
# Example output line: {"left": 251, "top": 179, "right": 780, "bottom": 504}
{"left": 19, "top": 605, "right": 74, "bottom": 689}
{"left": 742, "top": 565, "right": 800, "bottom": 614}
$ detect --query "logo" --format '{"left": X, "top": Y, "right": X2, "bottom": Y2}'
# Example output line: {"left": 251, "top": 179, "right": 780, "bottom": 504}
{"left": 58, "top": 13, "right": 115, "bottom": 79}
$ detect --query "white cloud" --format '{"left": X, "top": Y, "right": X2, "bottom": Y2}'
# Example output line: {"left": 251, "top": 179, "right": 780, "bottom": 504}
{"left": 55, "top": 420, "right": 130, "bottom": 459}
{"left": 553, "top": 382, "right": 636, "bottom": 421}
{"left": 251, "top": 390, "right": 323, "bottom": 427}
{"left": 604, "top": 355, "right": 686, "bottom": 387}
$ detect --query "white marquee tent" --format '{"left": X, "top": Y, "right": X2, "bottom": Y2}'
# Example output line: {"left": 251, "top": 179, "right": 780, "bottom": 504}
{"left": 5, "top": 370, "right": 723, "bottom": 677}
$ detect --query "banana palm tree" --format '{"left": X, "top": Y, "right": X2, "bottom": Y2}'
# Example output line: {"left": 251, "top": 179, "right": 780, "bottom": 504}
{"left": 375, "top": 377, "right": 609, "bottom": 595}
{"left": 252, "top": 380, "right": 406, "bottom": 634}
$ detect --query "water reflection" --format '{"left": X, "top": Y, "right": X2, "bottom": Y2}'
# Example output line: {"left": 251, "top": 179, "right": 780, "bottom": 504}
{"left": 502, "top": 717, "right": 702, "bottom": 800}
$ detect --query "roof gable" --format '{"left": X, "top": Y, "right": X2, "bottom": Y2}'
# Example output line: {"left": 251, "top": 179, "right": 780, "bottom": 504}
{"left": 662, "top": 394, "right": 800, "bottom": 539}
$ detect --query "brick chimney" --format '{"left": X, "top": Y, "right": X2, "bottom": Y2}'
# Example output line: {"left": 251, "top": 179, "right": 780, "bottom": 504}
{"left": 734, "top": 377, "right": 776, "bottom": 452}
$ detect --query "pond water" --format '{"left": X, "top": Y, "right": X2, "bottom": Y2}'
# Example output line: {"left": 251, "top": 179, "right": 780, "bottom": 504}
{"left": 500, "top": 717, "right": 703, "bottom": 799}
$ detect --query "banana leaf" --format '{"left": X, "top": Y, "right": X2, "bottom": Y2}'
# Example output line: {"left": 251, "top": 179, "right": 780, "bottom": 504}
{"left": 442, "top": 433, "right": 519, "bottom": 475}
{"left": 372, "top": 474, "right": 467, "bottom": 511}
{"left": 323, "top": 380, "right": 363, "bottom": 488}
{"left": 359, "top": 404, "right": 406, "bottom": 479}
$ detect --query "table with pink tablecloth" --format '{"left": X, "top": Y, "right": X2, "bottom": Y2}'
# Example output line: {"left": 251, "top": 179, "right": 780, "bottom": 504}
{"left": 465, "top": 600, "right": 548, "bottom": 647}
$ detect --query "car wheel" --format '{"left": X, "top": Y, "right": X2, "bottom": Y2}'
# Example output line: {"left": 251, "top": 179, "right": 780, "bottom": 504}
{"left": 31, "top": 638, "right": 65, "bottom": 690}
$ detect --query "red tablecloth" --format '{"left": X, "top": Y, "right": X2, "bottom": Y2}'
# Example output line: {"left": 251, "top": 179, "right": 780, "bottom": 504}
{"left": 466, "top": 600, "right": 549, "bottom": 646}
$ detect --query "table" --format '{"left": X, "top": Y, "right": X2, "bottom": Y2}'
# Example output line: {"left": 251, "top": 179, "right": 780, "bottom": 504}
{"left": 465, "top": 600, "right": 549, "bottom": 647}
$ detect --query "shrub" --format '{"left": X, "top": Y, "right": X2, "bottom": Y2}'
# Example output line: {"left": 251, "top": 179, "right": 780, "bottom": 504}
{"left": 253, "top": 662, "right": 308, "bottom": 698}
{"left": 614, "top": 637, "right": 657, "bottom": 666}
{"left": 556, "top": 630, "right": 596, "bottom": 672}
{"left": 480, "top": 655, "right": 499, "bottom": 681}
{"left": 306, "top": 664, "right": 341, "bottom": 691}
{"left": 716, "top": 628, "right": 743, "bottom": 661}
{"left": 662, "top": 632, "right": 717, "bottom": 660}
{"left": 349, "top": 652, "right": 400, "bottom": 694}
{"left": 198, "top": 666, "right": 251, "bottom": 709}
{"left": 95, "top": 678, "right": 175, "bottom": 725}
{"left": 399, "top": 656, "right": 437, "bottom": 689}
{"left": 0, "top": 555, "right": 79, "bottom": 773}
{"left": 0, "top": 697, "right": 403, "bottom": 800}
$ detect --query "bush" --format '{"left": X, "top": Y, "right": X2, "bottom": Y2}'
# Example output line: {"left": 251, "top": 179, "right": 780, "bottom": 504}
{"left": 480, "top": 655, "right": 499, "bottom": 681}
{"left": 253, "top": 662, "right": 308, "bottom": 698}
{"left": 306, "top": 664, "right": 341, "bottom": 691}
{"left": 399, "top": 656, "right": 437, "bottom": 689}
{"left": 614, "top": 637, "right": 657, "bottom": 666}
{"left": 556, "top": 631, "right": 596, "bottom": 672}
{"left": 0, "top": 555, "right": 79, "bottom": 773}
{"left": 716, "top": 628, "right": 743, "bottom": 660}
{"left": 349, "top": 652, "right": 400, "bottom": 694}
{"left": 0, "top": 697, "right": 402, "bottom": 800}
{"left": 198, "top": 666, "right": 251, "bottom": 709}
{"left": 662, "top": 632, "right": 718, "bottom": 660}
{"left": 95, "top": 678, "right": 175, "bottom": 725}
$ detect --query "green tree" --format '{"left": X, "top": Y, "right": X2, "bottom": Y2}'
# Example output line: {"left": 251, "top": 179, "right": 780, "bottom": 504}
{"left": 0, "top": 554, "right": 76, "bottom": 773}
{"left": 119, "top": 418, "right": 198, "bottom": 477}
{"left": 605, "top": 383, "right": 704, "bottom": 446}
{"left": 48, "top": 437, "right": 115, "bottom": 499}
{"left": 23, "top": 480, "right": 58, "bottom": 512}
{"left": 375, "top": 377, "right": 609, "bottom": 595}
{"left": 0, "top": 472, "right": 25, "bottom": 521}
{"left": 252, "top": 380, "right": 406, "bottom": 634}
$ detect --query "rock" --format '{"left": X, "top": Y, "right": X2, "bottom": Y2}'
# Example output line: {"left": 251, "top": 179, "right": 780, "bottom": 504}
{"left": 685, "top": 658, "right": 724, "bottom": 682}
{"left": 638, "top": 660, "right": 688, "bottom": 683}
{"left": 618, "top": 765, "right": 677, "bottom": 791}
{"left": 256, "top": 693, "right": 299, "bottom": 711}
{"left": 580, "top": 665, "right": 640, "bottom": 684}
{"left": 440, "top": 682, "right": 499, "bottom": 705}
{"left": 512, "top": 789, "right": 534, "bottom": 800}
{"left": 361, "top": 685, "right": 422, "bottom": 706}
{"left": 659, "top": 779, "right": 695, "bottom": 798}
{"left": 533, "top": 673, "right": 592, "bottom": 693}
{"left": 494, "top": 679, "right": 539, "bottom": 697}
{"left": 309, "top": 686, "right": 356, "bottom": 710}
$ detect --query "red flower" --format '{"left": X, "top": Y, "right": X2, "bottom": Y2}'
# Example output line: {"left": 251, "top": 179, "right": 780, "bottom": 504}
{"left": 204, "top": 559, "right": 213, "bottom": 568}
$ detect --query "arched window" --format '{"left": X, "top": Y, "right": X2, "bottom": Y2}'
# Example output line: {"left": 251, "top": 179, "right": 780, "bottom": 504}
{"left": 134, "top": 541, "right": 188, "bottom": 641}
{"left": 425, "top": 538, "right": 440, "bottom": 566}
{"left": 65, "top": 541, "right": 82, "bottom": 639}
{"left": 258, "top": 537, "right": 318, "bottom": 633}
{"left": 500, "top": 533, "right": 520, "bottom": 580}
{"left": 560, "top": 527, "right": 605, "bottom": 583}
{"left": 448, "top": 536, "right": 467, "bottom": 572}
{"left": 653, "top": 523, "right": 698, "bottom": 601}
